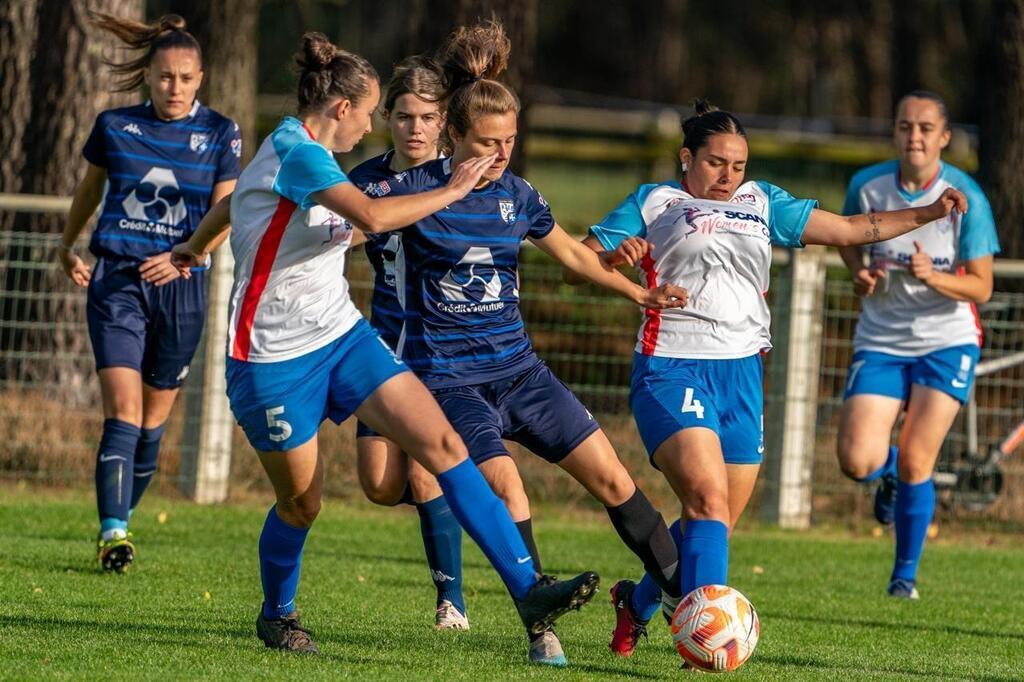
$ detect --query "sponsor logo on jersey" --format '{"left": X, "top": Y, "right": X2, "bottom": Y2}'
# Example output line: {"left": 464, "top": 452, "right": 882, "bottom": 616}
{"left": 120, "top": 167, "right": 187, "bottom": 231}
{"left": 122, "top": 123, "right": 143, "bottom": 136}
{"left": 436, "top": 246, "right": 505, "bottom": 313}
{"left": 498, "top": 199, "right": 517, "bottom": 225}
{"left": 734, "top": 192, "right": 759, "bottom": 205}
{"left": 230, "top": 138, "right": 242, "bottom": 158}
{"left": 365, "top": 180, "right": 392, "bottom": 197}
{"left": 189, "top": 132, "right": 209, "bottom": 153}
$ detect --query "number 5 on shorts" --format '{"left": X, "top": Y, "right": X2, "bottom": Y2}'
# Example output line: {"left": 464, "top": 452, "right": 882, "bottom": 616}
{"left": 266, "top": 406, "right": 293, "bottom": 442}
{"left": 681, "top": 388, "right": 705, "bottom": 419}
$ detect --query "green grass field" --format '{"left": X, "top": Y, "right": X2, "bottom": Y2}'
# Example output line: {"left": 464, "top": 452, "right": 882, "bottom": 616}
{"left": 3, "top": 486, "right": 1022, "bottom": 681}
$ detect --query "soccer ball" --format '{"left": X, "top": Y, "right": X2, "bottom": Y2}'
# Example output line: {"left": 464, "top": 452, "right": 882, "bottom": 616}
{"left": 670, "top": 584, "right": 760, "bottom": 672}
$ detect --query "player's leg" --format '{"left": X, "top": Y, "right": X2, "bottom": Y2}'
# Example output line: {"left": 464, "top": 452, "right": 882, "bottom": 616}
{"left": 355, "top": 428, "right": 409, "bottom": 505}
{"left": 129, "top": 385, "right": 177, "bottom": 514}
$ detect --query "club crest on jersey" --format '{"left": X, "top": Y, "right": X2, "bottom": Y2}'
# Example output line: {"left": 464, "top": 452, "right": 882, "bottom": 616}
{"left": 365, "top": 180, "right": 392, "bottom": 197}
{"left": 498, "top": 199, "right": 517, "bottom": 225}
{"left": 230, "top": 138, "right": 242, "bottom": 158}
{"left": 189, "top": 133, "right": 209, "bottom": 153}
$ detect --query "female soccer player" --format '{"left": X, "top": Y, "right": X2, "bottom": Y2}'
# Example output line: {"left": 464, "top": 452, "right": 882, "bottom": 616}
{"left": 171, "top": 32, "right": 598, "bottom": 657}
{"left": 570, "top": 100, "right": 968, "bottom": 656}
{"left": 381, "top": 21, "right": 689, "bottom": 666}
{"left": 836, "top": 91, "right": 998, "bottom": 600}
{"left": 349, "top": 56, "right": 470, "bottom": 630}
{"left": 57, "top": 13, "right": 240, "bottom": 573}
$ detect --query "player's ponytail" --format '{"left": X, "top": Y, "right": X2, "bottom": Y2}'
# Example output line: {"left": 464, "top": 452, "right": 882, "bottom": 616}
{"left": 439, "top": 19, "right": 519, "bottom": 137}
{"left": 680, "top": 99, "right": 746, "bottom": 156}
{"left": 91, "top": 12, "right": 202, "bottom": 93}
{"left": 294, "top": 32, "right": 379, "bottom": 115}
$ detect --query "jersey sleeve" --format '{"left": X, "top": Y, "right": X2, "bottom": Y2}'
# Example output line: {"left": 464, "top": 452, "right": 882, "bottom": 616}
{"left": 589, "top": 191, "right": 646, "bottom": 250}
{"left": 841, "top": 177, "right": 863, "bottom": 216}
{"left": 524, "top": 184, "right": 555, "bottom": 240}
{"left": 757, "top": 181, "right": 818, "bottom": 248}
{"left": 957, "top": 176, "right": 1001, "bottom": 261}
{"left": 82, "top": 113, "right": 109, "bottom": 167}
{"left": 273, "top": 142, "right": 349, "bottom": 210}
{"left": 216, "top": 120, "right": 242, "bottom": 182}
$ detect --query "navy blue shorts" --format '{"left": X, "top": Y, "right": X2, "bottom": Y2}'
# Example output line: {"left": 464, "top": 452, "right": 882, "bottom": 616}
{"left": 431, "top": 361, "right": 600, "bottom": 465}
{"left": 86, "top": 257, "right": 206, "bottom": 389}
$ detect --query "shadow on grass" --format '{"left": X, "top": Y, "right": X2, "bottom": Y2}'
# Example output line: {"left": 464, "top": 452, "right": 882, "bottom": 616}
{"left": 764, "top": 611, "right": 1024, "bottom": 642}
{"left": 756, "top": 652, "right": 1021, "bottom": 682}
{"left": 0, "top": 614, "right": 251, "bottom": 641}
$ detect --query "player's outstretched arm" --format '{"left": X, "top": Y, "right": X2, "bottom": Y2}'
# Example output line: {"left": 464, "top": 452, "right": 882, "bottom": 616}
{"left": 171, "top": 193, "right": 232, "bottom": 275}
{"left": 312, "top": 154, "right": 496, "bottom": 234}
{"left": 57, "top": 162, "right": 107, "bottom": 287}
{"left": 801, "top": 187, "right": 968, "bottom": 247}
{"left": 563, "top": 235, "right": 651, "bottom": 285}
{"left": 533, "top": 224, "right": 687, "bottom": 309}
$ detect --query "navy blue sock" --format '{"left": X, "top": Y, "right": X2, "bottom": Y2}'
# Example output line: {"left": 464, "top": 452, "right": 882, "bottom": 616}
{"left": 631, "top": 518, "right": 682, "bottom": 621}
{"left": 417, "top": 495, "right": 465, "bottom": 613}
{"left": 515, "top": 518, "right": 542, "bottom": 574}
{"left": 259, "top": 506, "right": 311, "bottom": 619}
{"left": 436, "top": 459, "right": 536, "bottom": 600}
{"left": 856, "top": 445, "right": 899, "bottom": 483}
{"left": 892, "top": 479, "right": 935, "bottom": 582}
{"left": 95, "top": 419, "right": 141, "bottom": 536}
{"left": 130, "top": 424, "right": 165, "bottom": 513}
{"left": 679, "top": 519, "right": 729, "bottom": 595}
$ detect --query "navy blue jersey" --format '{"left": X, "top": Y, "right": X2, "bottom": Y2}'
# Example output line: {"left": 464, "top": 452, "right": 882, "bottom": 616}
{"left": 395, "top": 158, "right": 555, "bottom": 389}
{"left": 349, "top": 150, "right": 407, "bottom": 347}
{"left": 82, "top": 101, "right": 241, "bottom": 262}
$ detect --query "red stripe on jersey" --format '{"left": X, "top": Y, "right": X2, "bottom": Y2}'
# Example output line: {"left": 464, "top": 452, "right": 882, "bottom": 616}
{"left": 639, "top": 254, "right": 661, "bottom": 355}
{"left": 231, "top": 197, "right": 298, "bottom": 361}
{"left": 957, "top": 265, "right": 985, "bottom": 347}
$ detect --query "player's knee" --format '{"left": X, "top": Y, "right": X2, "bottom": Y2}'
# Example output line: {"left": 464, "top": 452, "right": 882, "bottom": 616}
{"left": 896, "top": 447, "right": 934, "bottom": 484}
{"left": 277, "top": 496, "right": 321, "bottom": 528}
{"left": 407, "top": 466, "right": 441, "bottom": 500}
{"left": 836, "top": 438, "right": 878, "bottom": 481}
{"left": 105, "top": 396, "right": 143, "bottom": 425}
{"left": 490, "top": 477, "right": 530, "bottom": 519}
{"left": 838, "top": 457, "right": 876, "bottom": 481}
{"left": 684, "top": 488, "right": 729, "bottom": 521}
{"left": 360, "top": 479, "right": 404, "bottom": 506}
{"left": 419, "top": 428, "right": 467, "bottom": 472}
{"left": 584, "top": 465, "right": 634, "bottom": 506}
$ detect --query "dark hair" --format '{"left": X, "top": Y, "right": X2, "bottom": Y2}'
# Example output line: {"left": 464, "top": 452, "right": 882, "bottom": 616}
{"left": 439, "top": 19, "right": 519, "bottom": 137}
{"left": 680, "top": 99, "right": 746, "bottom": 156}
{"left": 91, "top": 13, "right": 202, "bottom": 93}
{"left": 383, "top": 55, "right": 446, "bottom": 113}
{"left": 294, "top": 32, "right": 379, "bottom": 115}
{"left": 896, "top": 90, "right": 950, "bottom": 129}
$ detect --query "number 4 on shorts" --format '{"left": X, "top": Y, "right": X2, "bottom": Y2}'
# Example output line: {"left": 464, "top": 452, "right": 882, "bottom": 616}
{"left": 681, "top": 388, "right": 705, "bottom": 419}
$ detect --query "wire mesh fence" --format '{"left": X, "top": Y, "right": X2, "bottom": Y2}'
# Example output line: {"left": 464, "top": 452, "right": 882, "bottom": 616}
{"left": 3, "top": 224, "right": 1023, "bottom": 531}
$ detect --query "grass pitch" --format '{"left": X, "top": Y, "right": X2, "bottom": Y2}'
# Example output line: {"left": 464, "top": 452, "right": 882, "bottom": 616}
{"left": 2, "top": 485, "right": 1022, "bottom": 680}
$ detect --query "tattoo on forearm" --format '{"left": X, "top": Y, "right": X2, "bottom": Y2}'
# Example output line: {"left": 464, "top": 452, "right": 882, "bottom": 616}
{"left": 865, "top": 213, "right": 881, "bottom": 242}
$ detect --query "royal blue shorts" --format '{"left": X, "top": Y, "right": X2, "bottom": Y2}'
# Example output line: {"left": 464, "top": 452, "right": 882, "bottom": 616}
{"left": 86, "top": 257, "right": 206, "bottom": 389}
{"left": 431, "top": 361, "right": 600, "bottom": 465}
{"left": 630, "top": 353, "right": 764, "bottom": 466}
{"left": 226, "top": 319, "right": 409, "bottom": 452}
{"left": 843, "top": 344, "right": 980, "bottom": 405}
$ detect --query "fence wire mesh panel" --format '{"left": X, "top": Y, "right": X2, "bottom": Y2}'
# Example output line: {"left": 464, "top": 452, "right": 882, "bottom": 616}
{"left": 3, "top": 223, "right": 1024, "bottom": 530}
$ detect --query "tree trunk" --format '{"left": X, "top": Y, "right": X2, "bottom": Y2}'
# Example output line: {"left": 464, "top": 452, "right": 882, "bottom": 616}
{"left": 167, "top": 0, "right": 262, "bottom": 164}
{"left": 0, "top": 0, "right": 39, "bottom": 201}
{"left": 978, "top": 0, "right": 1024, "bottom": 260}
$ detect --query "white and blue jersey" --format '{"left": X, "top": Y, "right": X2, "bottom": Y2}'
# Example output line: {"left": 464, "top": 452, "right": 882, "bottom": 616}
{"left": 349, "top": 151, "right": 410, "bottom": 348}
{"left": 82, "top": 100, "right": 241, "bottom": 262}
{"left": 393, "top": 158, "right": 554, "bottom": 389}
{"left": 843, "top": 160, "right": 1000, "bottom": 355}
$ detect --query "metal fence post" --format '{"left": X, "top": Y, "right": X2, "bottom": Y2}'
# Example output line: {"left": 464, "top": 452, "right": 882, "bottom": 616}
{"left": 761, "top": 246, "right": 827, "bottom": 529}
{"left": 179, "top": 247, "right": 235, "bottom": 503}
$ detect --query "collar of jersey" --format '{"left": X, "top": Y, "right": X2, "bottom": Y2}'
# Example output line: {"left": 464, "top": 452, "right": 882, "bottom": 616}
{"left": 895, "top": 161, "right": 943, "bottom": 202}
{"left": 144, "top": 99, "right": 201, "bottom": 121}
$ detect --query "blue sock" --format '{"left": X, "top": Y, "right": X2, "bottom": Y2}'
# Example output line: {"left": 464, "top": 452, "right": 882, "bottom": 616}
{"left": 857, "top": 445, "right": 899, "bottom": 483}
{"left": 679, "top": 519, "right": 729, "bottom": 595}
{"left": 892, "top": 479, "right": 935, "bottom": 582}
{"left": 129, "top": 424, "right": 165, "bottom": 513}
{"left": 259, "top": 506, "right": 310, "bottom": 619}
{"left": 417, "top": 495, "right": 465, "bottom": 613}
{"left": 95, "top": 419, "right": 141, "bottom": 535}
{"left": 436, "top": 459, "right": 536, "bottom": 600}
{"left": 631, "top": 518, "right": 682, "bottom": 621}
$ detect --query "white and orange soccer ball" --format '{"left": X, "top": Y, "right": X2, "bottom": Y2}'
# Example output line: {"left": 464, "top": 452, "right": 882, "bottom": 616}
{"left": 669, "top": 584, "right": 760, "bottom": 673}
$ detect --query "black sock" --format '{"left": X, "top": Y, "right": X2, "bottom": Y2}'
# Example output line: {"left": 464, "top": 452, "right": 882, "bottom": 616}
{"left": 606, "top": 488, "right": 681, "bottom": 598}
{"left": 515, "top": 518, "right": 542, "bottom": 575}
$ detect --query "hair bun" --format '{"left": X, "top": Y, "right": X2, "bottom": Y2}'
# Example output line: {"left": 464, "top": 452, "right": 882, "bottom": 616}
{"left": 692, "top": 98, "right": 719, "bottom": 117}
{"left": 299, "top": 32, "right": 337, "bottom": 70}
{"left": 157, "top": 14, "right": 186, "bottom": 32}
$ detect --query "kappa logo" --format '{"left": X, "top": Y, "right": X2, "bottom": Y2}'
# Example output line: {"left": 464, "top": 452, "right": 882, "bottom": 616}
{"left": 498, "top": 199, "right": 517, "bottom": 225}
{"left": 122, "top": 167, "right": 187, "bottom": 226}
{"left": 122, "top": 123, "right": 143, "bottom": 136}
{"left": 189, "top": 132, "right": 209, "bottom": 153}
{"left": 438, "top": 247, "right": 502, "bottom": 304}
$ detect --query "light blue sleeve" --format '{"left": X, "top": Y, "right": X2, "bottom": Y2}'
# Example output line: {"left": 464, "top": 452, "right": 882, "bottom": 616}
{"left": 954, "top": 172, "right": 1000, "bottom": 261}
{"left": 589, "top": 190, "right": 648, "bottom": 251}
{"left": 756, "top": 181, "right": 818, "bottom": 248}
{"left": 841, "top": 178, "right": 862, "bottom": 217}
{"left": 273, "top": 142, "right": 349, "bottom": 210}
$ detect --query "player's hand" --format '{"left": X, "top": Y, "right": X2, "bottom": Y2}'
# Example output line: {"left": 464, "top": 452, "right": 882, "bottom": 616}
{"left": 58, "top": 247, "right": 91, "bottom": 287}
{"left": 170, "top": 241, "right": 208, "bottom": 280}
{"left": 926, "top": 187, "right": 968, "bottom": 221}
{"left": 852, "top": 267, "right": 885, "bottom": 296}
{"left": 909, "top": 241, "right": 934, "bottom": 283}
{"left": 638, "top": 283, "right": 688, "bottom": 309}
{"left": 446, "top": 154, "right": 498, "bottom": 197}
{"left": 140, "top": 251, "right": 183, "bottom": 286}
{"left": 604, "top": 237, "right": 652, "bottom": 267}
